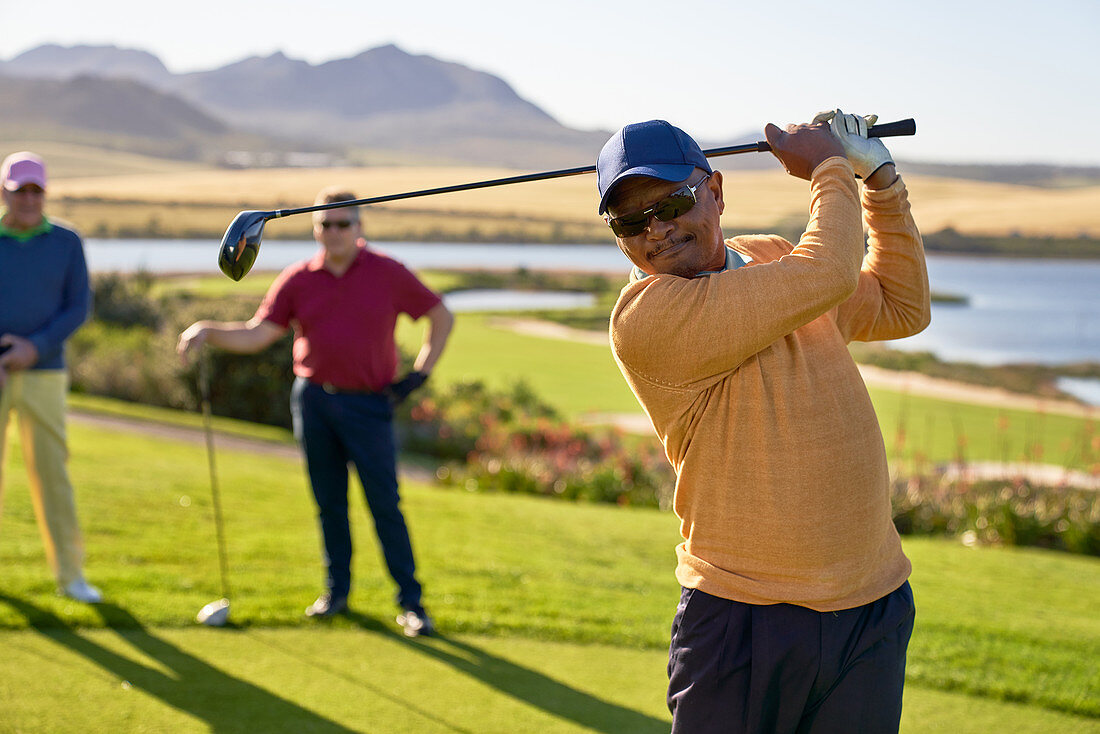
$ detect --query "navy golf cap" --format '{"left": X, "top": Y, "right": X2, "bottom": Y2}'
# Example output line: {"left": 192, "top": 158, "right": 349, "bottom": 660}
{"left": 597, "top": 120, "right": 712, "bottom": 214}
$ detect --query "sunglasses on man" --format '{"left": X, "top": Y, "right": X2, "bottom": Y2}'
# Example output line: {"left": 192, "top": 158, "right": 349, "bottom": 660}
{"left": 319, "top": 219, "right": 356, "bottom": 230}
{"left": 604, "top": 175, "right": 710, "bottom": 238}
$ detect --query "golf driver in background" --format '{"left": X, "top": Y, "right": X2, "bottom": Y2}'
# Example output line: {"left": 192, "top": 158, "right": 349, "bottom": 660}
{"left": 0, "top": 151, "right": 101, "bottom": 605}
{"left": 178, "top": 187, "right": 453, "bottom": 637}
{"left": 600, "top": 111, "right": 929, "bottom": 733}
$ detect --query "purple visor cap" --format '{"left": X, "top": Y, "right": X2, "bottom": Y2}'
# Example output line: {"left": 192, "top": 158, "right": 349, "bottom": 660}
{"left": 597, "top": 120, "right": 711, "bottom": 214}
{"left": 1, "top": 151, "right": 47, "bottom": 191}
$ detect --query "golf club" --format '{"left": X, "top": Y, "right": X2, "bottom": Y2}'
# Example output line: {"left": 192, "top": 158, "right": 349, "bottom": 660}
{"left": 217, "top": 118, "right": 917, "bottom": 281}
{"left": 196, "top": 350, "right": 232, "bottom": 627}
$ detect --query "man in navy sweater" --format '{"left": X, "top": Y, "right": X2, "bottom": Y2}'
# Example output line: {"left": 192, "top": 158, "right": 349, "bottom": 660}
{"left": 0, "top": 151, "right": 100, "bottom": 603}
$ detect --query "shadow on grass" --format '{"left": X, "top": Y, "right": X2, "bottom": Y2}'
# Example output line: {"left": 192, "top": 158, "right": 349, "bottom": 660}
{"left": 255, "top": 610, "right": 668, "bottom": 732}
{"left": 333, "top": 610, "right": 669, "bottom": 733}
{"left": 0, "top": 594, "right": 357, "bottom": 733}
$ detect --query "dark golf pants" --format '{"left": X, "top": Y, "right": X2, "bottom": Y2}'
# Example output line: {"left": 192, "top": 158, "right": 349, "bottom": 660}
{"left": 291, "top": 378, "right": 422, "bottom": 611}
{"left": 667, "top": 581, "right": 914, "bottom": 734}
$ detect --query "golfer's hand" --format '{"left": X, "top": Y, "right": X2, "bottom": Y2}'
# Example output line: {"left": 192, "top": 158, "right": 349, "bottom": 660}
{"left": 764, "top": 119, "right": 846, "bottom": 180}
{"left": 177, "top": 323, "right": 208, "bottom": 362}
{"left": 0, "top": 334, "right": 39, "bottom": 371}
{"left": 385, "top": 371, "right": 428, "bottom": 405}
{"left": 812, "top": 108, "right": 894, "bottom": 182}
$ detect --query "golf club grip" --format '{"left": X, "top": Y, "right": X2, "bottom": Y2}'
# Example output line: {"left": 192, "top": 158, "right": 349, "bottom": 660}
{"left": 751, "top": 118, "right": 916, "bottom": 154}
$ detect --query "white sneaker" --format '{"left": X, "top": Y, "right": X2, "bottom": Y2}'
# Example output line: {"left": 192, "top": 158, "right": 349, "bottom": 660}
{"left": 61, "top": 578, "right": 102, "bottom": 604}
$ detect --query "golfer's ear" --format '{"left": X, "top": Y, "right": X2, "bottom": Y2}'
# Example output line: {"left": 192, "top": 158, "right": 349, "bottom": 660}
{"left": 709, "top": 170, "right": 725, "bottom": 215}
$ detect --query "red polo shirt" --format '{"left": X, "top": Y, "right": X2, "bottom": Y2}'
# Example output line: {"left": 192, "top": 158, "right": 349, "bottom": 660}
{"left": 255, "top": 246, "right": 441, "bottom": 391}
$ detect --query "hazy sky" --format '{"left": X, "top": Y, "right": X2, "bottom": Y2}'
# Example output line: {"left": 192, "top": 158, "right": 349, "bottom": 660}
{"left": 3, "top": 0, "right": 1098, "bottom": 166}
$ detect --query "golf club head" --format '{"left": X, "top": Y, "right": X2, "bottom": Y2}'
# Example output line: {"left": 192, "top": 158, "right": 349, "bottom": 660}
{"left": 218, "top": 210, "right": 271, "bottom": 281}
{"left": 196, "top": 598, "right": 230, "bottom": 627}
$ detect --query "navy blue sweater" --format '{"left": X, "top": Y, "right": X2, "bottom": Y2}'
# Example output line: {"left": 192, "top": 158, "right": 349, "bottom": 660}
{"left": 0, "top": 219, "right": 91, "bottom": 370}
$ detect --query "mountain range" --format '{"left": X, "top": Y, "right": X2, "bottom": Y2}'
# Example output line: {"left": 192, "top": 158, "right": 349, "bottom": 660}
{"left": 3, "top": 44, "right": 1098, "bottom": 184}
{"left": 0, "top": 43, "right": 621, "bottom": 169}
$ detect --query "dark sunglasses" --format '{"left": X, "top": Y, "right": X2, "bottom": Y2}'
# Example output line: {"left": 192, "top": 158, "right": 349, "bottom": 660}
{"left": 604, "top": 175, "right": 710, "bottom": 238}
{"left": 319, "top": 219, "right": 355, "bottom": 230}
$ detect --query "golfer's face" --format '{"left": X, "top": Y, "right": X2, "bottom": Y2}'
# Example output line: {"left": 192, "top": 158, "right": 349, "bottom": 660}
{"left": 607, "top": 172, "right": 726, "bottom": 278}
{"left": 314, "top": 214, "right": 361, "bottom": 256}
{"left": 1, "top": 184, "right": 46, "bottom": 231}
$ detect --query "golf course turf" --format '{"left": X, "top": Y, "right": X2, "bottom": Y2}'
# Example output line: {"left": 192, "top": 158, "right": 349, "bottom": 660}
{"left": 0, "top": 410, "right": 1097, "bottom": 732}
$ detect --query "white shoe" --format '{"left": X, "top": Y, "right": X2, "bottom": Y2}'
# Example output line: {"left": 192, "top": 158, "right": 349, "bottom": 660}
{"left": 61, "top": 578, "right": 102, "bottom": 604}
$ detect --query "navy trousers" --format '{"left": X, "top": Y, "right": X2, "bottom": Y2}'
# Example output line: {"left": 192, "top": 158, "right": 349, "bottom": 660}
{"left": 667, "top": 582, "right": 915, "bottom": 734}
{"left": 291, "top": 378, "right": 422, "bottom": 611}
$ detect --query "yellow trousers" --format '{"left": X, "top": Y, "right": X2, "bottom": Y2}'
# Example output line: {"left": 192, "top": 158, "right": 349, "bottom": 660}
{"left": 0, "top": 370, "right": 85, "bottom": 587}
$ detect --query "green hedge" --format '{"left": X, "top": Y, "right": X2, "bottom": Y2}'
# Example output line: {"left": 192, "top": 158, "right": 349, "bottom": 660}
{"left": 70, "top": 274, "right": 295, "bottom": 426}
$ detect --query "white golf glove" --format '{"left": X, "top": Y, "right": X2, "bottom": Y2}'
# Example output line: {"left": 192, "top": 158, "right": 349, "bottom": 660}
{"left": 812, "top": 108, "right": 892, "bottom": 179}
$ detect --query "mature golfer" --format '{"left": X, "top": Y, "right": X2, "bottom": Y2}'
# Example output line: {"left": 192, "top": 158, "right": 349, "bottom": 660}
{"left": 598, "top": 111, "right": 929, "bottom": 733}
{"left": 0, "top": 151, "right": 101, "bottom": 604}
{"left": 178, "top": 187, "right": 453, "bottom": 636}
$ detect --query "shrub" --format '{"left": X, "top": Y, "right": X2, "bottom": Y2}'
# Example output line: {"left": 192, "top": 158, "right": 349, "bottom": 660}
{"left": 70, "top": 279, "right": 295, "bottom": 426}
{"left": 397, "top": 380, "right": 675, "bottom": 509}
{"left": 69, "top": 321, "right": 189, "bottom": 407}
{"left": 162, "top": 298, "right": 295, "bottom": 426}
{"left": 90, "top": 271, "right": 161, "bottom": 329}
{"left": 891, "top": 475, "right": 1100, "bottom": 556}
{"left": 396, "top": 379, "right": 559, "bottom": 460}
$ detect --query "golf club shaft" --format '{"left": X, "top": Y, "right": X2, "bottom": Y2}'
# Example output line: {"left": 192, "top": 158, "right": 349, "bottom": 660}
{"left": 268, "top": 118, "right": 916, "bottom": 219}
{"left": 0, "top": 343, "right": 9, "bottom": 398}
{"left": 199, "top": 352, "right": 232, "bottom": 600}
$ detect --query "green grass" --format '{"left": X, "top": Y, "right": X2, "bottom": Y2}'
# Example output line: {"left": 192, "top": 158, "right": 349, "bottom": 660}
{"left": 399, "top": 312, "right": 638, "bottom": 418}
{"left": 0, "top": 418, "right": 1098, "bottom": 732}
{"left": 869, "top": 386, "right": 1095, "bottom": 470}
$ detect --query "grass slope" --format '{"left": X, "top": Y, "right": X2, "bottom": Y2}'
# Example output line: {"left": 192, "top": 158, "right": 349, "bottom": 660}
{"left": 0, "top": 419, "right": 1097, "bottom": 732}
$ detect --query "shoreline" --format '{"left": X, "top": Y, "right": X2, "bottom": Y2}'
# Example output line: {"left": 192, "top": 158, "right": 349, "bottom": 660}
{"left": 490, "top": 317, "right": 1099, "bottom": 416}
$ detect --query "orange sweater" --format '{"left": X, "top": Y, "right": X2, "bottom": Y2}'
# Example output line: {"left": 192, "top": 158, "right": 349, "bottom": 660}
{"left": 610, "top": 157, "right": 929, "bottom": 611}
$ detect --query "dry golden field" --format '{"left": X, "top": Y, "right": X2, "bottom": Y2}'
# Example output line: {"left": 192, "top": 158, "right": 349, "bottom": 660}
{"left": 25, "top": 140, "right": 1100, "bottom": 240}
{"left": 0, "top": 139, "right": 208, "bottom": 179}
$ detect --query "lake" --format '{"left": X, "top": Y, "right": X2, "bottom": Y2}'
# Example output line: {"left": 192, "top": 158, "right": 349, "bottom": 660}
{"left": 84, "top": 239, "right": 1100, "bottom": 374}
{"left": 892, "top": 256, "right": 1100, "bottom": 367}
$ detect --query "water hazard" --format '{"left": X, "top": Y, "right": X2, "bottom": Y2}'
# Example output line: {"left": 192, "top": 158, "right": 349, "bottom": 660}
{"left": 84, "top": 240, "right": 1100, "bottom": 382}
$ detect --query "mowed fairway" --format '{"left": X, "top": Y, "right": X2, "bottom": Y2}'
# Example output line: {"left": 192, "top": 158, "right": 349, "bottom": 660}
{"left": 0, "top": 414, "right": 1097, "bottom": 732}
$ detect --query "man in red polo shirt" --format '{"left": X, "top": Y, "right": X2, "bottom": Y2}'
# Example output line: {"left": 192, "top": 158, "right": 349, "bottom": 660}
{"left": 178, "top": 187, "right": 453, "bottom": 636}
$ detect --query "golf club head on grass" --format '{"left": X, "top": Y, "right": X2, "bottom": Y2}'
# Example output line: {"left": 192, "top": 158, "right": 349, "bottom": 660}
{"left": 196, "top": 598, "right": 230, "bottom": 627}
{"left": 218, "top": 210, "right": 271, "bottom": 281}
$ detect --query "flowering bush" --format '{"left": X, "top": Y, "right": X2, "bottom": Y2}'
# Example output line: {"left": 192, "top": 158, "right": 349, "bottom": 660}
{"left": 396, "top": 380, "right": 675, "bottom": 509}
{"left": 891, "top": 475, "right": 1100, "bottom": 556}
{"left": 398, "top": 379, "right": 558, "bottom": 460}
